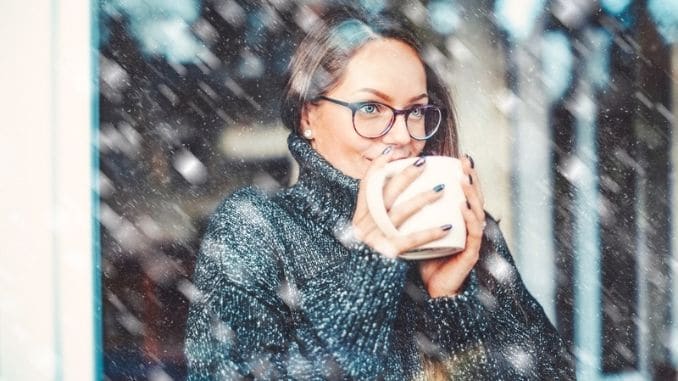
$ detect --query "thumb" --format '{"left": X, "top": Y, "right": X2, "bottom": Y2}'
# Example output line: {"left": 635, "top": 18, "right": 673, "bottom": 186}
{"left": 356, "top": 145, "right": 395, "bottom": 204}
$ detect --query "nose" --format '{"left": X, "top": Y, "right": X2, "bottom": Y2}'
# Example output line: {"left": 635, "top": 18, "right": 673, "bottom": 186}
{"left": 382, "top": 113, "right": 411, "bottom": 146}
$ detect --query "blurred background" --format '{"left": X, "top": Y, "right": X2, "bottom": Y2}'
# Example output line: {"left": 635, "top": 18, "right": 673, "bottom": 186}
{"left": 1, "top": 0, "right": 677, "bottom": 380}
{"left": 98, "top": 0, "right": 678, "bottom": 380}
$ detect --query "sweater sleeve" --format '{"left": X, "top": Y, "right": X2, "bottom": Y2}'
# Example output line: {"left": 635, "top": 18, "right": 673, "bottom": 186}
{"left": 295, "top": 230, "right": 411, "bottom": 379}
{"left": 184, "top": 190, "right": 412, "bottom": 380}
{"left": 474, "top": 217, "right": 576, "bottom": 380}
{"left": 413, "top": 268, "right": 498, "bottom": 378}
{"left": 184, "top": 190, "right": 306, "bottom": 380}
{"left": 413, "top": 217, "right": 575, "bottom": 380}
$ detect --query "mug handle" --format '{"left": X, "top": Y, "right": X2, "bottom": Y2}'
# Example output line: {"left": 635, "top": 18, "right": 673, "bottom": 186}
{"left": 364, "top": 158, "right": 416, "bottom": 238}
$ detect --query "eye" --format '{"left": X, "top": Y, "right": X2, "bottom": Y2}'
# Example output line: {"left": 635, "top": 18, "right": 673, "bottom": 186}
{"left": 409, "top": 106, "right": 425, "bottom": 118}
{"left": 358, "top": 103, "right": 380, "bottom": 114}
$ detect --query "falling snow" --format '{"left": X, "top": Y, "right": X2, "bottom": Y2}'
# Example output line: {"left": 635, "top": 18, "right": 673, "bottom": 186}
{"left": 97, "top": 1, "right": 678, "bottom": 380}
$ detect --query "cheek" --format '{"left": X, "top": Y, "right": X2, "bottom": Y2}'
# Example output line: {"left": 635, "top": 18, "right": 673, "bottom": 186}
{"left": 412, "top": 141, "right": 426, "bottom": 156}
{"left": 319, "top": 108, "right": 351, "bottom": 134}
{"left": 339, "top": 139, "right": 373, "bottom": 165}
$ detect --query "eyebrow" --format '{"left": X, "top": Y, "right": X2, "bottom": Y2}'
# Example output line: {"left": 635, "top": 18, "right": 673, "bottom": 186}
{"left": 353, "top": 88, "right": 428, "bottom": 103}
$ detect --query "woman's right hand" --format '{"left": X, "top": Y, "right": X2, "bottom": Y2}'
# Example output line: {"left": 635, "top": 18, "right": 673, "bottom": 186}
{"left": 351, "top": 147, "right": 452, "bottom": 258}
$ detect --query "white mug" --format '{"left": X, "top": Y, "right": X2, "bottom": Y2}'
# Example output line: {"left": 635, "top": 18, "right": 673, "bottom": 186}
{"left": 365, "top": 156, "right": 467, "bottom": 259}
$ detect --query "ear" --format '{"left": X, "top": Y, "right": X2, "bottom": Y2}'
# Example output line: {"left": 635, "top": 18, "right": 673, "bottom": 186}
{"left": 300, "top": 103, "right": 313, "bottom": 131}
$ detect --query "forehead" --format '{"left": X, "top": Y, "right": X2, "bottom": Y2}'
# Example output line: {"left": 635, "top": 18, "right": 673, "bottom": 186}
{"left": 334, "top": 38, "right": 427, "bottom": 99}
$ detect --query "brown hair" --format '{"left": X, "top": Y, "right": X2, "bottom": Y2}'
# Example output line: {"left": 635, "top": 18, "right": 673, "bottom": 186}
{"left": 280, "top": 6, "right": 459, "bottom": 158}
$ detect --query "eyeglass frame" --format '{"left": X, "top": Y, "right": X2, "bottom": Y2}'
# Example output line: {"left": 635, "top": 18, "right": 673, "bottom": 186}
{"left": 313, "top": 95, "right": 444, "bottom": 141}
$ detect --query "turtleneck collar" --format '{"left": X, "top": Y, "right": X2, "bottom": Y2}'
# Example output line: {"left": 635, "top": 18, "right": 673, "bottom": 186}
{"left": 280, "top": 132, "right": 360, "bottom": 237}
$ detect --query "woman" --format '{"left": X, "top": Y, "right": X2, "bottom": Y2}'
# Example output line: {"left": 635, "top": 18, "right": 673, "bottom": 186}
{"left": 185, "top": 7, "right": 575, "bottom": 380}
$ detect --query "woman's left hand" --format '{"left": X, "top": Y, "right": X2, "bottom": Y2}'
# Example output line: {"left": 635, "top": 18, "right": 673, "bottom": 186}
{"left": 418, "top": 155, "right": 486, "bottom": 298}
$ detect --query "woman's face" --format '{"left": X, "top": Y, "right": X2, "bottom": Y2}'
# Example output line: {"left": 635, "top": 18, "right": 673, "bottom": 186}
{"left": 302, "top": 38, "right": 428, "bottom": 179}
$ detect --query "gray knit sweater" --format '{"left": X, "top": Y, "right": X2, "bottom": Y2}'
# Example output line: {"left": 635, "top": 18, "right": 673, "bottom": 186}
{"left": 184, "top": 133, "right": 575, "bottom": 380}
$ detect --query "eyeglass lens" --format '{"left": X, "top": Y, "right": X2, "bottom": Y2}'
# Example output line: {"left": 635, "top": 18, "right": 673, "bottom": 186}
{"left": 353, "top": 104, "right": 441, "bottom": 139}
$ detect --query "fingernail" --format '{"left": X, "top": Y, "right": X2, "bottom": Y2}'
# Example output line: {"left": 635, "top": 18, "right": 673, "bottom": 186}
{"left": 382, "top": 146, "right": 393, "bottom": 155}
{"left": 466, "top": 200, "right": 472, "bottom": 209}
{"left": 441, "top": 224, "right": 453, "bottom": 231}
{"left": 433, "top": 183, "right": 445, "bottom": 192}
{"left": 466, "top": 154, "right": 475, "bottom": 169}
{"left": 469, "top": 174, "right": 473, "bottom": 185}
{"left": 413, "top": 157, "right": 426, "bottom": 167}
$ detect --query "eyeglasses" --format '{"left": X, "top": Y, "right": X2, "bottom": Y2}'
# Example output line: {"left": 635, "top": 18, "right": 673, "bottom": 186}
{"left": 314, "top": 95, "right": 443, "bottom": 141}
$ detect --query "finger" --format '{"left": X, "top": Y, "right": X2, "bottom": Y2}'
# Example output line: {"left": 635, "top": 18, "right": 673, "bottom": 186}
{"left": 352, "top": 216, "right": 377, "bottom": 242}
{"left": 460, "top": 199, "right": 484, "bottom": 240}
{"left": 382, "top": 157, "right": 426, "bottom": 210}
{"left": 354, "top": 146, "right": 396, "bottom": 220}
{"left": 372, "top": 239, "right": 400, "bottom": 259}
{"left": 428, "top": 254, "right": 476, "bottom": 296}
{"left": 365, "top": 145, "right": 396, "bottom": 178}
{"left": 461, "top": 180, "right": 485, "bottom": 223}
{"left": 462, "top": 154, "right": 484, "bottom": 207}
{"left": 419, "top": 257, "right": 447, "bottom": 282}
{"left": 433, "top": 207, "right": 483, "bottom": 275}
{"left": 388, "top": 184, "right": 445, "bottom": 227}
{"left": 392, "top": 224, "right": 453, "bottom": 254}
{"left": 437, "top": 248, "right": 479, "bottom": 280}
{"left": 353, "top": 187, "right": 369, "bottom": 222}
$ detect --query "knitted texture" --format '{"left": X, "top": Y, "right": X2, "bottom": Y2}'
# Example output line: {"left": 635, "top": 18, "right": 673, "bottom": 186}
{"left": 184, "top": 133, "right": 575, "bottom": 380}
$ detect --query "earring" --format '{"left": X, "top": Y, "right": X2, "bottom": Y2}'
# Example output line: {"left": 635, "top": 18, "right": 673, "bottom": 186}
{"left": 303, "top": 129, "right": 313, "bottom": 139}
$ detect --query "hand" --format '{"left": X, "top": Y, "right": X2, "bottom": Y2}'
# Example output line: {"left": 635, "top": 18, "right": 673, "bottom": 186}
{"left": 351, "top": 148, "right": 453, "bottom": 258}
{"left": 418, "top": 155, "right": 486, "bottom": 298}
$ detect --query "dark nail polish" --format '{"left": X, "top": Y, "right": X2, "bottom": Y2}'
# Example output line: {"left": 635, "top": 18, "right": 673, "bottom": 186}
{"left": 466, "top": 200, "right": 472, "bottom": 209}
{"left": 469, "top": 174, "right": 473, "bottom": 185}
{"left": 433, "top": 184, "right": 445, "bottom": 192}
{"left": 413, "top": 157, "right": 426, "bottom": 167}
{"left": 441, "top": 224, "right": 453, "bottom": 231}
{"left": 466, "top": 154, "right": 475, "bottom": 169}
{"left": 382, "top": 146, "right": 393, "bottom": 155}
